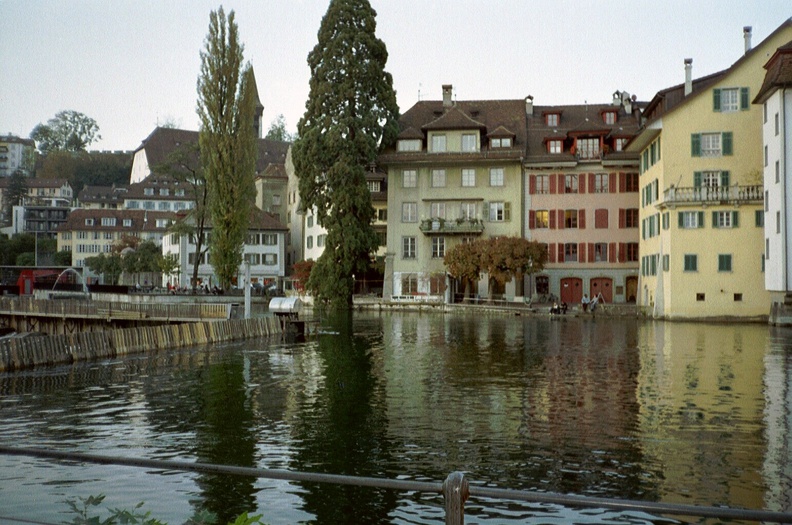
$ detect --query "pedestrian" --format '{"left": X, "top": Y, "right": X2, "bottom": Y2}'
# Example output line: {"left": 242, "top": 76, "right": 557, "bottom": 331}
{"left": 581, "top": 294, "right": 590, "bottom": 312}
{"left": 590, "top": 295, "right": 598, "bottom": 313}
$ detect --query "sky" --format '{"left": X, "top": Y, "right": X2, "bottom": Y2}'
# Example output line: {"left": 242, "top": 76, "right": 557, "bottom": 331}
{"left": 1, "top": 1, "right": 790, "bottom": 152}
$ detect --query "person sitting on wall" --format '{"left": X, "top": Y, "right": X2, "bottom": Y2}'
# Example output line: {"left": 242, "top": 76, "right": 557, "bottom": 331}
{"left": 561, "top": 301, "right": 568, "bottom": 314}
{"left": 581, "top": 294, "right": 590, "bottom": 312}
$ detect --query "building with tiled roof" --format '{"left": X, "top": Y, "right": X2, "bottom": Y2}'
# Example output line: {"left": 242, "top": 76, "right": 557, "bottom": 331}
{"left": 524, "top": 92, "right": 643, "bottom": 305}
{"left": 162, "top": 206, "right": 288, "bottom": 290}
{"left": 78, "top": 185, "right": 129, "bottom": 209}
{"left": 753, "top": 36, "right": 792, "bottom": 324}
{"left": 626, "top": 21, "right": 792, "bottom": 320}
{"left": 378, "top": 84, "right": 528, "bottom": 301}
{"left": 56, "top": 208, "right": 176, "bottom": 280}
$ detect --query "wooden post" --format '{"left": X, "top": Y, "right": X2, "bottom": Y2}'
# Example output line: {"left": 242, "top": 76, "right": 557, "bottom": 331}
{"left": 443, "top": 471, "right": 469, "bottom": 525}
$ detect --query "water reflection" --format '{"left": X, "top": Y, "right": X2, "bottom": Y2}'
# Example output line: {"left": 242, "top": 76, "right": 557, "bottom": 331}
{"left": 0, "top": 313, "right": 790, "bottom": 524}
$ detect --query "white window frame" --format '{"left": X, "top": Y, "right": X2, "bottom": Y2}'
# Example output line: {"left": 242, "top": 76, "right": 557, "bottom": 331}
{"left": 402, "top": 236, "right": 416, "bottom": 259}
{"left": 431, "top": 237, "right": 445, "bottom": 258}
{"left": 403, "top": 169, "right": 417, "bottom": 188}
{"left": 460, "top": 202, "right": 476, "bottom": 220}
{"left": 461, "top": 134, "right": 477, "bottom": 152}
{"left": 430, "top": 202, "right": 446, "bottom": 218}
{"left": 701, "top": 133, "right": 722, "bottom": 157}
{"left": 431, "top": 169, "right": 446, "bottom": 188}
{"left": 549, "top": 140, "right": 562, "bottom": 154}
{"left": 461, "top": 168, "right": 476, "bottom": 187}
{"left": 431, "top": 134, "right": 446, "bottom": 152}
{"left": 402, "top": 202, "right": 417, "bottom": 222}
{"left": 489, "top": 168, "right": 504, "bottom": 187}
{"left": 720, "top": 88, "right": 739, "bottom": 112}
{"left": 397, "top": 139, "right": 421, "bottom": 152}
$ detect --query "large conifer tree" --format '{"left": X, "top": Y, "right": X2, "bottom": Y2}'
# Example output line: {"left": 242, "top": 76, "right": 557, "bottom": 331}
{"left": 293, "top": 0, "right": 399, "bottom": 308}
{"left": 197, "top": 8, "right": 258, "bottom": 289}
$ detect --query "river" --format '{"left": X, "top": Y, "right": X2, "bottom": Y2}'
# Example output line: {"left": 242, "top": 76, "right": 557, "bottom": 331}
{"left": 0, "top": 312, "right": 790, "bottom": 524}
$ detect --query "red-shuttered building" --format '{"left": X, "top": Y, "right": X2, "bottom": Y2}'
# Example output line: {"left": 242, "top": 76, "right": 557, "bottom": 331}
{"left": 524, "top": 93, "right": 643, "bottom": 305}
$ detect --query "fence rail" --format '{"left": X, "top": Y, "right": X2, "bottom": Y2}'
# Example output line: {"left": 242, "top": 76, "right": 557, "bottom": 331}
{"left": 0, "top": 296, "right": 230, "bottom": 321}
{"left": 1, "top": 446, "right": 790, "bottom": 524}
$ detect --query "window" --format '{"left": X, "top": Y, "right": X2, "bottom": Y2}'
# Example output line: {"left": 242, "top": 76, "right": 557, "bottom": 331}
{"left": 100, "top": 217, "right": 115, "bottom": 226}
{"left": 462, "top": 134, "right": 477, "bottom": 152}
{"left": 461, "top": 168, "right": 476, "bottom": 187}
{"left": 460, "top": 202, "right": 476, "bottom": 220}
{"left": 431, "top": 169, "right": 446, "bottom": 187}
{"left": 431, "top": 135, "right": 446, "bottom": 152}
{"left": 402, "top": 202, "right": 417, "bottom": 222}
{"left": 263, "top": 234, "right": 277, "bottom": 245}
{"left": 398, "top": 139, "right": 421, "bottom": 152}
{"left": 734, "top": 293, "right": 743, "bottom": 302}
{"left": 684, "top": 254, "right": 698, "bottom": 272}
{"left": 158, "top": 202, "right": 170, "bottom": 210}
{"left": 776, "top": 113, "right": 780, "bottom": 136}
{"left": 317, "top": 234, "right": 326, "bottom": 247}
{"left": 104, "top": 232, "right": 113, "bottom": 240}
{"left": 594, "top": 243, "right": 608, "bottom": 262}
{"left": 564, "top": 209, "right": 578, "bottom": 228}
{"left": 615, "top": 138, "right": 628, "bottom": 151}
{"left": 377, "top": 231, "right": 387, "bottom": 247}
{"left": 264, "top": 254, "right": 278, "bottom": 265}
{"left": 718, "top": 254, "right": 732, "bottom": 272}
{"left": 403, "top": 169, "right": 417, "bottom": 188}
{"left": 367, "top": 181, "right": 381, "bottom": 193}
{"left": 679, "top": 211, "right": 703, "bottom": 229}
{"left": 432, "top": 237, "right": 445, "bottom": 258}
{"left": 719, "top": 88, "right": 739, "bottom": 112}
{"left": 77, "top": 231, "right": 87, "bottom": 239}
{"left": 536, "top": 175, "right": 549, "bottom": 194}
{"left": 626, "top": 243, "right": 639, "bottom": 262}
{"left": 402, "top": 236, "right": 416, "bottom": 258}
{"left": 85, "top": 218, "right": 94, "bottom": 226}
{"left": 175, "top": 189, "right": 185, "bottom": 197}
{"left": 713, "top": 211, "right": 738, "bottom": 228}
{"left": 548, "top": 140, "right": 562, "bottom": 153}
{"left": 307, "top": 216, "right": 314, "bottom": 228}
{"left": 488, "top": 202, "right": 510, "bottom": 222}
{"left": 625, "top": 208, "right": 639, "bottom": 228}
{"left": 535, "top": 210, "right": 549, "bottom": 229}
{"left": 755, "top": 210, "right": 764, "bottom": 227}
{"left": 159, "top": 188, "right": 169, "bottom": 196}
{"left": 777, "top": 161, "right": 781, "bottom": 183}
{"left": 577, "top": 138, "right": 599, "bottom": 159}
{"left": 564, "top": 174, "right": 578, "bottom": 193}
{"left": 765, "top": 145, "right": 768, "bottom": 167}
{"left": 144, "top": 188, "right": 154, "bottom": 196}
{"left": 696, "top": 293, "right": 706, "bottom": 301}
{"left": 546, "top": 114, "right": 559, "bottom": 126}
{"left": 491, "top": 137, "right": 512, "bottom": 148}
{"left": 128, "top": 201, "right": 139, "bottom": 209}
{"left": 603, "top": 112, "right": 616, "bottom": 124}
{"left": 377, "top": 209, "right": 387, "bottom": 221}
{"left": 691, "top": 132, "right": 732, "bottom": 157}
{"left": 402, "top": 274, "right": 418, "bottom": 294}
{"left": 155, "top": 219, "right": 169, "bottom": 228}
{"left": 144, "top": 201, "right": 155, "bottom": 210}
{"left": 594, "top": 173, "right": 608, "bottom": 193}
{"left": 564, "top": 243, "right": 577, "bottom": 262}
{"left": 307, "top": 236, "right": 313, "bottom": 249}
{"left": 489, "top": 168, "right": 504, "bottom": 187}
{"left": 430, "top": 202, "right": 446, "bottom": 218}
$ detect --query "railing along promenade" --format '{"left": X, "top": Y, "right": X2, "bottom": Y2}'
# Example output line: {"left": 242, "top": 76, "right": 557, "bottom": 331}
{"left": 0, "top": 296, "right": 230, "bottom": 323}
{"left": 0, "top": 446, "right": 790, "bottom": 524}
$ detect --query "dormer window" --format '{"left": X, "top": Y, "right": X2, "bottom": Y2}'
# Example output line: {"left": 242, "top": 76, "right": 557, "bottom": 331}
{"left": 490, "top": 137, "right": 512, "bottom": 148}
{"left": 175, "top": 189, "right": 185, "bottom": 196}
{"left": 123, "top": 219, "right": 132, "bottom": 227}
{"left": 603, "top": 112, "right": 617, "bottom": 125}
{"left": 101, "top": 217, "right": 116, "bottom": 226}
{"left": 461, "top": 134, "right": 477, "bottom": 152}
{"left": 548, "top": 140, "right": 563, "bottom": 154}
{"left": 397, "top": 139, "right": 421, "bottom": 152}
{"left": 144, "top": 188, "right": 154, "bottom": 196}
{"left": 431, "top": 135, "right": 447, "bottom": 152}
{"left": 546, "top": 114, "right": 559, "bottom": 127}
{"left": 159, "top": 188, "right": 169, "bottom": 196}
{"left": 615, "top": 138, "right": 628, "bottom": 151}
{"left": 85, "top": 218, "right": 94, "bottom": 226}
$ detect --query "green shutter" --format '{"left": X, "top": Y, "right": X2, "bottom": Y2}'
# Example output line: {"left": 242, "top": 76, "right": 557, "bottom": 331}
{"left": 691, "top": 134, "right": 701, "bottom": 156}
{"left": 482, "top": 202, "right": 489, "bottom": 221}
{"left": 722, "top": 132, "right": 733, "bottom": 155}
{"left": 697, "top": 211, "right": 704, "bottom": 228}
{"left": 732, "top": 211, "right": 739, "bottom": 227}
{"left": 504, "top": 202, "right": 511, "bottom": 222}
{"left": 713, "top": 89, "right": 721, "bottom": 112}
{"left": 755, "top": 210, "right": 764, "bottom": 227}
{"left": 678, "top": 212, "right": 684, "bottom": 228}
{"left": 712, "top": 211, "right": 718, "bottom": 227}
{"left": 740, "top": 87, "right": 749, "bottom": 110}
{"left": 720, "top": 170, "right": 730, "bottom": 186}
{"left": 694, "top": 171, "right": 702, "bottom": 187}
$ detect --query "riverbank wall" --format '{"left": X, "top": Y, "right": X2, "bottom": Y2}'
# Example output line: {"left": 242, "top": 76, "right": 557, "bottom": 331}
{"left": 0, "top": 317, "right": 282, "bottom": 373}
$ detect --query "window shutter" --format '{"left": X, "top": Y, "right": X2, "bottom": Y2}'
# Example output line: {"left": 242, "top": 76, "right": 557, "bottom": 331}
{"left": 740, "top": 87, "right": 749, "bottom": 110}
{"left": 578, "top": 209, "right": 585, "bottom": 229}
{"left": 619, "top": 208, "right": 625, "bottom": 228}
{"left": 549, "top": 209, "right": 556, "bottom": 229}
{"left": 557, "top": 210, "right": 565, "bottom": 229}
{"left": 549, "top": 174, "right": 557, "bottom": 194}
{"left": 529, "top": 175, "right": 536, "bottom": 194}
{"left": 482, "top": 202, "right": 489, "bottom": 221}
{"left": 691, "top": 134, "right": 701, "bottom": 156}
{"left": 529, "top": 210, "right": 536, "bottom": 229}
{"left": 588, "top": 243, "right": 595, "bottom": 263}
{"left": 579, "top": 243, "right": 586, "bottom": 262}
{"left": 642, "top": 220, "right": 646, "bottom": 239}
{"left": 618, "top": 243, "right": 626, "bottom": 262}
{"left": 722, "top": 132, "right": 733, "bottom": 155}
{"left": 678, "top": 212, "right": 684, "bottom": 228}
{"left": 558, "top": 243, "right": 565, "bottom": 262}
{"left": 504, "top": 202, "right": 511, "bottom": 222}
{"left": 609, "top": 172, "right": 617, "bottom": 193}
{"left": 619, "top": 172, "right": 626, "bottom": 193}
{"left": 720, "top": 170, "right": 730, "bottom": 186}
{"left": 732, "top": 211, "right": 739, "bottom": 227}
{"left": 712, "top": 211, "right": 718, "bottom": 227}
{"left": 549, "top": 243, "right": 556, "bottom": 263}
{"left": 697, "top": 211, "right": 704, "bottom": 228}
{"left": 713, "top": 89, "right": 721, "bottom": 112}
{"left": 589, "top": 173, "right": 596, "bottom": 192}
{"left": 694, "top": 171, "right": 702, "bottom": 188}
{"left": 609, "top": 242, "right": 617, "bottom": 263}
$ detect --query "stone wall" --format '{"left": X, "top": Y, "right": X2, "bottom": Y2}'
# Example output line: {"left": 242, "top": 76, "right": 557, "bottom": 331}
{"left": 0, "top": 317, "right": 282, "bottom": 372}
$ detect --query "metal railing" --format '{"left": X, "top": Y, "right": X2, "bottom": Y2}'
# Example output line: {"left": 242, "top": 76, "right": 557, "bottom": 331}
{"left": 0, "top": 296, "right": 230, "bottom": 321}
{"left": 1, "top": 446, "right": 791, "bottom": 524}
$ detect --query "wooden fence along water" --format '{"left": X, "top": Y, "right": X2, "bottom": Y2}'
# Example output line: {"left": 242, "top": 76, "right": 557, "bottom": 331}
{"left": 0, "top": 316, "right": 282, "bottom": 372}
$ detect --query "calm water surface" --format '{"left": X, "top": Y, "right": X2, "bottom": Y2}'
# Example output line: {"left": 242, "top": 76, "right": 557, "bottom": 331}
{"left": 0, "top": 312, "right": 790, "bottom": 524}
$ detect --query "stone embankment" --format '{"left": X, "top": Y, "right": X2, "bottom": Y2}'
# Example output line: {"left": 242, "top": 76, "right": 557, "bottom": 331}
{"left": 0, "top": 317, "right": 282, "bottom": 373}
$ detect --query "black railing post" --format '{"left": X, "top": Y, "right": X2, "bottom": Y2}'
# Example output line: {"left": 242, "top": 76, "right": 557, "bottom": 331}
{"left": 443, "top": 471, "right": 469, "bottom": 525}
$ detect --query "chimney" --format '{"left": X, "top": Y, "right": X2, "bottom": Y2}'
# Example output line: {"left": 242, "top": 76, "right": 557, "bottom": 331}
{"left": 684, "top": 58, "right": 693, "bottom": 96}
{"left": 525, "top": 95, "right": 534, "bottom": 116}
{"left": 744, "top": 26, "right": 752, "bottom": 54}
{"left": 442, "top": 84, "right": 453, "bottom": 107}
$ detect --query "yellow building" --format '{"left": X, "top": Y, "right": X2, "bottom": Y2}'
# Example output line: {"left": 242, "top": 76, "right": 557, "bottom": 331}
{"left": 627, "top": 22, "right": 792, "bottom": 320}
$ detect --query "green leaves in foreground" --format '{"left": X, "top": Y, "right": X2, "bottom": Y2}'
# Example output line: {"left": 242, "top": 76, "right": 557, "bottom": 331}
{"left": 62, "top": 494, "right": 266, "bottom": 525}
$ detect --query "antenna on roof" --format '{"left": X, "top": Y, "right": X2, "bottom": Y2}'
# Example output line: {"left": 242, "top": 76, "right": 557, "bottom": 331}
{"left": 418, "top": 83, "right": 422, "bottom": 101}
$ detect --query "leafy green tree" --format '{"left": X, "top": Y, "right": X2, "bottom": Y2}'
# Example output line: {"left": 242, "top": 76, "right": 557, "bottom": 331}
{"left": 3, "top": 170, "right": 28, "bottom": 224}
{"left": 53, "top": 249, "right": 73, "bottom": 266}
{"left": 122, "top": 240, "right": 161, "bottom": 286}
{"left": 29, "top": 110, "right": 101, "bottom": 155}
{"left": 292, "top": 0, "right": 399, "bottom": 308}
{"left": 197, "top": 7, "right": 258, "bottom": 289}
{"left": 85, "top": 252, "right": 123, "bottom": 285}
{"left": 264, "top": 114, "right": 293, "bottom": 141}
{"left": 156, "top": 141, "right": 210, "bottom": 292}
{"left": 37, "top": 150, "right": 130, "bottom": 194}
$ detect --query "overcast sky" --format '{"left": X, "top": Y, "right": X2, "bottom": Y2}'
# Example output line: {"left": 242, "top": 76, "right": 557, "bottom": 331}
{"left": 1, "top": 1, "right": 789, "bottom": 152}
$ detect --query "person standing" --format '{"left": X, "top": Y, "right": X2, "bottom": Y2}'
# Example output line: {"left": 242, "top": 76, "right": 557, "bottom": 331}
{"left": 581, "top": 294, "right": 590, "bottom": 312}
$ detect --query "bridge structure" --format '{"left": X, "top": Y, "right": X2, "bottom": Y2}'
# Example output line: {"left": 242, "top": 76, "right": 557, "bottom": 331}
{"left": 0, "top": 296, "right": 231, "bottom": 335}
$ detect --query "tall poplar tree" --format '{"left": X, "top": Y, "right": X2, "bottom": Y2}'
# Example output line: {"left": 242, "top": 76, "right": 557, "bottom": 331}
{"left": 293, "top": 0, "right": 399, "bottom": 308}
{"left": 197, "top": 7, "right": 258, "bottom": 289}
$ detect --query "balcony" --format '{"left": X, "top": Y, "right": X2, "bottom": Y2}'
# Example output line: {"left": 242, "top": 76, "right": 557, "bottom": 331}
{"left": 662, "top": 185, "right": 763, "bottom": 207}
{"left": 419, "top": 217, "right": 485, "bottom": 236}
